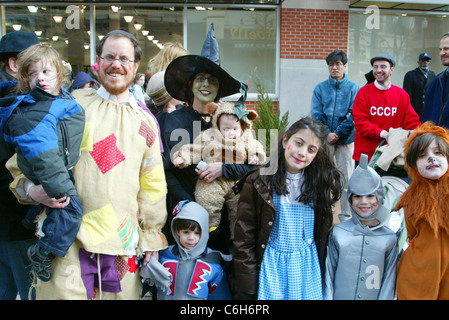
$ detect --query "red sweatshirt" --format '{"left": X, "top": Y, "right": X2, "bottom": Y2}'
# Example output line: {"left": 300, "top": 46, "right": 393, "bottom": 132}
{"left": 352, "top": 82, "right": 421, "bottom": 162}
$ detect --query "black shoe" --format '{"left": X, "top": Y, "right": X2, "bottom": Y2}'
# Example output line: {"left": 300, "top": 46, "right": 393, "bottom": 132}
{"left": 27, "top": 244, "right": 53, "bottom": 282}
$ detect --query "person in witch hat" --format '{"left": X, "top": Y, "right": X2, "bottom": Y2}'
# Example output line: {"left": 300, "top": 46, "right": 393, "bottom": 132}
{"left": 158, "top": 25, "right": 255, "bottom": 294}
{"left": 158, "top": 22, "right": 253, "bottom": 225}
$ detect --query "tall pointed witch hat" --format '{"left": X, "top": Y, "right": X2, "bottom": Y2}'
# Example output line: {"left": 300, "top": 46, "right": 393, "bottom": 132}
{"left": 164, "top": 23, "right": 245, "bottom": 105}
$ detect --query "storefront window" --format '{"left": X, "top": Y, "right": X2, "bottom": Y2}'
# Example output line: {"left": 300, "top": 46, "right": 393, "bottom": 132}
{"left": 1, "top": 3, "right": 277, "bottom": 95}
{"left": 3, "top": 5, "right": 90, "bottom": 75}
{"left": 94, "top": 6, "right": 184, "bottom": 75}
{"left": 186, "top": 6, "right": 277, "bottom": 95}
{"left": 348, "top": 10, "right": 449, "bottom": 87}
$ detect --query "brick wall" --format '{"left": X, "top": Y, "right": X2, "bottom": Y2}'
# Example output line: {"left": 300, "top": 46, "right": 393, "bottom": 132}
{"left": 245, "top": 100, "right": 278, "bottom": 113}
{"left": 280, "top": 8, "right": 349, "bottom": 60}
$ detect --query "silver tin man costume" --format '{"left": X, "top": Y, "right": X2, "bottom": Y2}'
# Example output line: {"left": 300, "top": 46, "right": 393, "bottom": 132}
{"left": 323, "top": 154, "right": 398, "bottom": 300}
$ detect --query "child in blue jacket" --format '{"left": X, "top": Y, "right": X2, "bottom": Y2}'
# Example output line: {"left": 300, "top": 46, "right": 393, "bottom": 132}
{"left": 140, "top": 201, "right": 230, "bottom": 300}
{"left": 0, "top": 43, "right": 85, "bottom": 282}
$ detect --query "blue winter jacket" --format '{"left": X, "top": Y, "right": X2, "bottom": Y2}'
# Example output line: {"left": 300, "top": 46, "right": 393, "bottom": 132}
{"left": 422, "top": 69, "right": 449, "bottom": 128}
{"left": 311, "top": 74, "right": 359, "bottom": 145}
{"left": 0, "top": 85, "right": 85, "bottom": 199}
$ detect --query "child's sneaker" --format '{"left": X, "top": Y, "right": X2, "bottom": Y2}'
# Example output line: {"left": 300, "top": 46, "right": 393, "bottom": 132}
{"left": 27, "top": 244, "right": 54, "bottom": 281}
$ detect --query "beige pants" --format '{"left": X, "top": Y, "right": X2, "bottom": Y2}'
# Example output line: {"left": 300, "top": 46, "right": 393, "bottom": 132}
{"left": 35, "top": 240, "right": 141, "bottom": 300}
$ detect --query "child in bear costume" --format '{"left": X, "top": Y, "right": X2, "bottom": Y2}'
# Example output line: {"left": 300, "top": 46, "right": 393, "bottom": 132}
{"left": 172, "top": 102, "right": 266, "bottom": 237}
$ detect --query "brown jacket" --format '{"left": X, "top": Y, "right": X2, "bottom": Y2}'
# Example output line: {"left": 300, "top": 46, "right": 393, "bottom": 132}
{"left": 232, "top": 169, "right": 331, "bottom": 299}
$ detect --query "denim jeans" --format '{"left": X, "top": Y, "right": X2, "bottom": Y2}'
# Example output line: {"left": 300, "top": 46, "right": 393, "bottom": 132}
{"left": 0, "top": 238, "right": 37, "bottom": 300}
{"left": 38, "top": 194, "right": 83, "bottom": 257}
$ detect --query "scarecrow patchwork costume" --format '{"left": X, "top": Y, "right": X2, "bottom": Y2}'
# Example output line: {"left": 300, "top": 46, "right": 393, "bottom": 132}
{"left": 7, "top": 88, "right": 168, "bottom": 299}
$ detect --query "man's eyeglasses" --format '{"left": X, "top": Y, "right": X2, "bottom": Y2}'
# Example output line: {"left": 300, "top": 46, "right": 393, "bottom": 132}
{"left": 194, "top": 74, "right": 219, "bottom": 86}
{"left": 100, "top": 54, "right": 135, "bottom": 65}
{"left": 328, "top": 62, "right": 344, "bottom": 68}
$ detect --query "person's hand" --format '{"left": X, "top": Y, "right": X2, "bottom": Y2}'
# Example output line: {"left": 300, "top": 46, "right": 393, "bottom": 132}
{"left": 29, "top": 184, "right": 70, "bottom": 208}
{"left": 198, "top": 162, "right": 222, "bottom": 182}
{"left": 248, "top": 154, "right": 260, "bottom": 165}
{"left": 173, "top": 156, "right": 184, "bottom": 167}
{"left": 143, "top": 250, "right": 159, "bottom": 266}
{"left": 380, "top": 130, "right": 389, "bottom": 141}
{"left": 327, "top": 132, "right": 339, "bottom": 144}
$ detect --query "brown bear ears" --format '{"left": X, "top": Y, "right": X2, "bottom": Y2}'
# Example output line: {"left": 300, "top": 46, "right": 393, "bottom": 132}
{"left": 206, "top": 102, "right": 258, "bottom": 121}
{"left": 247, "top": 110, "right": 258, "bottom": 121}
{"left": 206, "top": 102, "right": 219, "bottom": 115}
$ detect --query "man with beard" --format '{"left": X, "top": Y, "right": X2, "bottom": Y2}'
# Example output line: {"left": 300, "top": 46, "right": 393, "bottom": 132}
{"left": 352, "top": 54, "right": 421, "bottom": 164}
{"left": 10, "top": 30, "right": 168, "bottom": 299}
{"left": 423, "top": 33, "right": 449, "bottom": 128}
{"left": 403, "top": 52, "right": 435, "bottom": 121}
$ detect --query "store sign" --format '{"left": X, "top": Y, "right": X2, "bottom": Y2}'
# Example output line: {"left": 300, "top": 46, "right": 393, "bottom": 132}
{"left": 229, "top": 28, "right": 276, "bottom": 41}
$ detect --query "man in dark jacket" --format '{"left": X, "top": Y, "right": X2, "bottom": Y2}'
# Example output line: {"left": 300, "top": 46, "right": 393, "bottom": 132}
{"left": 0, "top": 30, "right": 39, "bottom": 300}
{"left": 403, "top": 52, "right": 435, "bottom": 120}
{"left": 423, "top": 33, "right": 449, "bottom": 128}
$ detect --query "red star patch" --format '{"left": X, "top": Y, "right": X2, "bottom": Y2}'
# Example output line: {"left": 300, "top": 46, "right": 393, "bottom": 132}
{"left": 89, "top": 134, "right": 125, "bottom": 174}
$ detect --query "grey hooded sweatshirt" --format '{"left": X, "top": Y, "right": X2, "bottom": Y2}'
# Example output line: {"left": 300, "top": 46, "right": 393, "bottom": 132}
{"left": 141, "top": 201, "right": 229, "bottom": 300}
{"left": 323, "top": 154, "right": 398, "bottom": 300}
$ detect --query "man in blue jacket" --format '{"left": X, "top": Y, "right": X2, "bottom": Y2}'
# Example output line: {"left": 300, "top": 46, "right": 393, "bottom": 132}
{"left": 423, "top": 32, "right": 449, "bottom": 128}
{"left": 311, "top": 50, "right": 359, "bottom": 222}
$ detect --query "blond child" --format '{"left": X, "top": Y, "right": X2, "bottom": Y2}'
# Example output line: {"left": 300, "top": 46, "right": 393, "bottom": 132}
{"left": 0, "top": 43, "right": 85, "bottom": 282}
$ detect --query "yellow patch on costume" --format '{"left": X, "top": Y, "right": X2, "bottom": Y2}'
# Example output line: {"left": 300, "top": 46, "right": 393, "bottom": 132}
{"left": 80, "top": 122, "right": 93, "bottom": 152}
{"left": 82, "top": 204, "right": 119, "bottom": 245}
{"left": 139, "top": 167, "right": 166, "bottom": 203}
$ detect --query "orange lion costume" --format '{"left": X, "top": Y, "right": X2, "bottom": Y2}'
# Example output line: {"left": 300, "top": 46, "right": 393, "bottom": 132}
{"left": 395, "top": 122, "right": 449, "bottom": 300}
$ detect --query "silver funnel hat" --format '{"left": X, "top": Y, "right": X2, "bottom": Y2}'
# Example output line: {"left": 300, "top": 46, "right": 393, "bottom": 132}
{"left": 348, "top": 154, "right": 384, "bottom": 221}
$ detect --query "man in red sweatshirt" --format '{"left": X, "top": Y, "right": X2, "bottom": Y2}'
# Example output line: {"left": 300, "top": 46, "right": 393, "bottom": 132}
{"left": 352, "top": 54, "right": 421, "bottom": 164}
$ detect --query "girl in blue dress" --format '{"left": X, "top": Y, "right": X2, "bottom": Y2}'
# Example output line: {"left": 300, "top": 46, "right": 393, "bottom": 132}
{"left": 232, "top": 117, "right": 342, "bottom": 300}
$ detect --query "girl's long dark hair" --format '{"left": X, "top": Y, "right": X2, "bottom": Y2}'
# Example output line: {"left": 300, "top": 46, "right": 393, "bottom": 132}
{"left": 272, "top": 117, "right": 343, "bottom": 224}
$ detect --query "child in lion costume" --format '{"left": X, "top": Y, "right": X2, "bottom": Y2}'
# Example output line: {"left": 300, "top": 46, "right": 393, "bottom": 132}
{"left": 395, "top": 121, "right": 449, "bottom": 300}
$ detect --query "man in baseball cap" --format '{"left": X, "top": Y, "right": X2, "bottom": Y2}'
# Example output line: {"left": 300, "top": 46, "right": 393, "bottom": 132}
{"left": 403, "top": 52, "right": 435, "bottom": 120}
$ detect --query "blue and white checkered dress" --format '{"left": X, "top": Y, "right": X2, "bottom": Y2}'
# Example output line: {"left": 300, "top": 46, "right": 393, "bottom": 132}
{"left": 258, "top": 173, "right": 322, "bottom": 300}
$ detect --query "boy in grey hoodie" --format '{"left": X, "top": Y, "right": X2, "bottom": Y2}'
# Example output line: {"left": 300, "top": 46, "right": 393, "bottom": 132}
{"left": 323, "top": 154, "right": 398, "bottom": 300}
{"left": 140, "top": 201, "right": 230, "bottom": 300}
